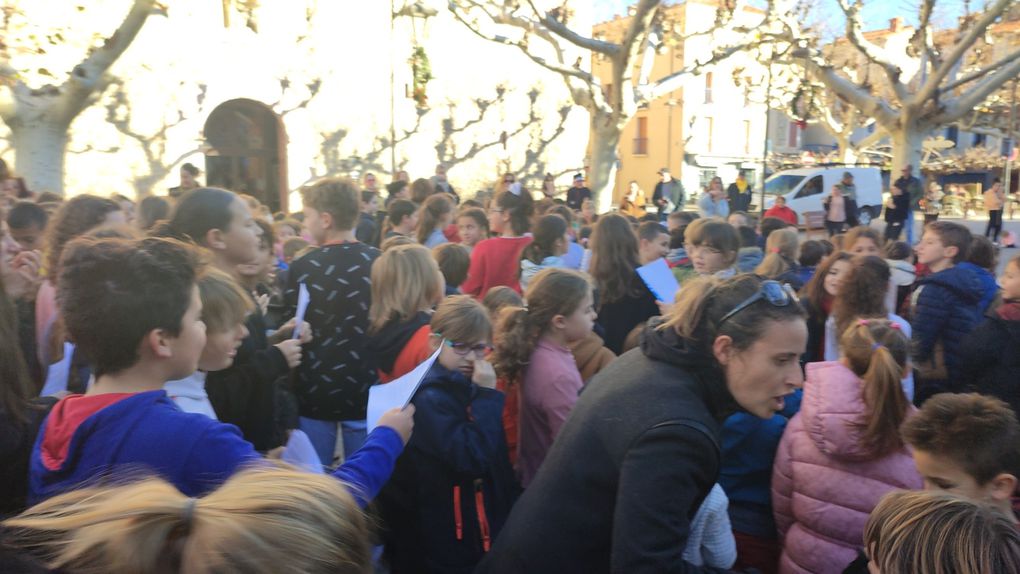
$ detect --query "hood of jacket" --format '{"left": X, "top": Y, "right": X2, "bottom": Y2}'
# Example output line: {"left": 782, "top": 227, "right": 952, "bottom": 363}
{"left": 957, "top": 262, "right": 998, "bottom": 311}
{"left": 737, "top": 247, "right": 763, "bottom": 272}
{"left": 887, "top": 259, "right": 916, "bottom": 287}
{"left": 918, "top": 263, "right": 985, "bottom": 305}
{"left": 640, "top": 317, "right": 739, "bottom": 421}
{"left": 521, "top": 256, "right": 564, "bottom": 277}
{"left": 803, "top": 361, "right": 887, "bottom": 462}
{"left": 365, "top": 311, "right": 432, "bottom": 374}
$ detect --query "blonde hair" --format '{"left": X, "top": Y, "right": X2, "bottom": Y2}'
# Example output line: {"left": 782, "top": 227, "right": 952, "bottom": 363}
{"left": 4, "top": 466, "right": 371, "bottom": 574}
{"left": 840, "top": 319, "right": 910, "bottom": 457}
{"left": 431, "top": 295, "right": 492, "bottom": 344}
{"left": 755, "top": 227, "right": 799, "bottom": 279}
{"left": 864, "top": 490, "right": 1020, "bottom": 574}
{"left": 368, "top": 244, "right": 443, "bottom": 334}
{"left": 197, "top": 267, "right": 254, "bottom": 333}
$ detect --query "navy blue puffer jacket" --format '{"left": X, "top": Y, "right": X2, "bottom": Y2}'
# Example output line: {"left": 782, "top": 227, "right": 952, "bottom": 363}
{"left": 912, "top": 264, "right": 986, "bottom": 381}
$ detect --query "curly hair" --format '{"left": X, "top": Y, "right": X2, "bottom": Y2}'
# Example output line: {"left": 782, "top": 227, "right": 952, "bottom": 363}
{"left": 57, "top": 237, "right": 202, "bottom": 376}
{"left": 43, "top": 195, "right": 121, "bottom": 281}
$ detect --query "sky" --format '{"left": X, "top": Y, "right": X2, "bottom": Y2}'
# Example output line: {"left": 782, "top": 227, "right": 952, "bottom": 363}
{"left": 592, "top": 0, "right": 971, "bottom": 34}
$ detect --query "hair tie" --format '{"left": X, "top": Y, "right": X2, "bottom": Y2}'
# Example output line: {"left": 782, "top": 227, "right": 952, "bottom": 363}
{"left": 769, "top": 247, "right": 781, "bottom": 254}
{"left": 889, "top": 323, "right": 902, "bottom": 331}
{"left": 857, "top": 319, "right": 870, "bottom": 326}
{"left": 181, "top": 498, "right": 197, "bottom": 527}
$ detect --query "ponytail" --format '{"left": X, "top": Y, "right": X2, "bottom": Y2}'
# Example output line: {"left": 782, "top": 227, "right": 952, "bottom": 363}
{"left": 521, "top": 214, "right": 568, "bottom": 265}
{"left": 416, "top": 194, "right": 453, "bottom": 244}
{"left": 492, "top": 268, "right": 590, "bottom": 382}
{"left": 755, "top": 227, "right": 798, "bottom": 279}
{"left": 840, "top": 319, "right": 910, "bottom": 457}
{"left": 4, "top": 466, "right": 370, "bottom": 574}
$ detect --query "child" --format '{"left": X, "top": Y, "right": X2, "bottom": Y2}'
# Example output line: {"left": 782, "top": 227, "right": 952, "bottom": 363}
{"left": 378, "top": 295, "right": 517, "bottom": 574}
{"left": 493, "top": 268, "right": 595, "bottom": 487}
{"left": 799, "top": 251, "right": 852, "bottom": 365}
{"left": 772, "top": 319, "right": 922, "bottom": 574}
{"left": 589, "top": 214, "right": 659, "bottom": 354}
{"left": 365, "top": 244, "right": 445, "bottom": 383}
{"left": 283, "top": 179, "right": 381, "bottom": 465}
{"left": 164, "top": 268, "right": 252, "bottom": 419}
{"left": 844, "top": 226, "right": 882, "bottom": 257}
{"left": 959, "top": 254, "right": 1020, "bottom": 415}
{"left": 136, "top": 195, "right": 170, "bottom": 232}
{"left": 911, "top": 221, "right": 985, "bottom": 403}
{"left": 548, "top": 204, "right": 585, "bottom": 270}
{"left": 159, "top": 188, "right": 304, "bottom": 452}
{"left": 519, "top": 214, "right": 569, "bottom": 291}
{"left": 384, "top": 199, "right": 418, "bottom": 239}
{"left": 456, "top": 206, "right": 489, "bottom": 255}
{"left": 959, "top": 235, "right": 1000, "bottom": 314}
{"left": 29, "top": 236, "right": 412, "bottom": 508}
{"left": 434, "top": 242, "right": 471, "bottom": 296}
{"left": 461, "top": 190, "right": 534, "bottom": 297}
{"left": 5, "top": 201, "right": 46, "bottom": 252}
{"left": 8, "top": 466, "right": 374, "bottom": 573}
{"left": 356, "top": 190, "right": 380, "bottom": 247}
{"left": 862, "top": 490, "right": 1020, "bottom": 574}
{"left": 677, "top": 218, "right": 740, "bottom": 285}
{"left": 900, "top": 393, "right": 1020, "bottom": 521}
{"left": 825, "top": 255, "right": 914, "bottom": 399}
{"left": 796, "top": 239, "right": 825, "bottom": 286}
{"left": 883, "top": 241, "right": 916, "bottom": 316}
{"left": 282, "top": 236, "right": 310, "bottom": 265}
{"left": 482, "top": 285, "right": 523, "bottom": 320}
{"left": 637, "top": 221, "right": 670, "bottom": 266}
{"left": 417, "top": 193, "right": 453, "bottom": 248}
{"left": 754, "top": 227, "right": 803, "bottom": 290}
{"left": 763, "top": 195, "right": 797, "bottom": 226}
{"left": 666, "top": 210, "right": 698, "bottom": 234}
{"left": 736, "top": 226, "right": 764, "bottom": 273}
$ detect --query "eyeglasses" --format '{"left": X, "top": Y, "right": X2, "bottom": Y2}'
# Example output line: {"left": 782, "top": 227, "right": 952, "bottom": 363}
{"left": 443, "top": 339, "right": 493, "bottom": 358}
{"left": 718, "top": 280, "right": 799, "bottom": 325}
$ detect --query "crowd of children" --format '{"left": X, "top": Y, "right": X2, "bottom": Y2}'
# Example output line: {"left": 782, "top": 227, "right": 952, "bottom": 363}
{"left": 0, "top": 164, "right": 1019, "bottom": 573}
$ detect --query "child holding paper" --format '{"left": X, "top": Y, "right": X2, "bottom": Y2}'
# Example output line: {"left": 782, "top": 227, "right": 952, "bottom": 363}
{"left": 378, "top": 295, "right": 517, "bottom": 574}
{"left": 492, "top": 268, "right": 595, "bottom": 488}
{"left": 283, "top": 178, "right": 381, "bottom": 466}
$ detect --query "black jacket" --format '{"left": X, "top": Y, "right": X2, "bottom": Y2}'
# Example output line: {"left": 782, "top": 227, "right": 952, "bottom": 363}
{"left": 378, "top": 364, "right": 517, "bottom": 574}
{"left": 884, "top": 192, "right": 909, "bottom": 224}
{"left": 727, "top": 183, "right": 752, "bottom": 213}
{"left": 595, "top": 270, "right": 660, "bottom": 355}
{"left": 205, "top": 303, "right": 290, "bottom": 451}
{"left": 0, "top": 397, "right": 56, "bottom": 517}
{"left": 958, "top": 305, "right": 1020, "bottom": 415}
{"left": 476, "top": 320, "right": 738, "bottom": 574}
{"left": 566, "top": 186, "right": 592, "bottom": 211}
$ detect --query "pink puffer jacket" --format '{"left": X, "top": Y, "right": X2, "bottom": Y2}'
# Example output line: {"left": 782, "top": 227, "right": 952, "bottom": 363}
{"left": 772, "top": 361, "right": 921, "bottom": 574}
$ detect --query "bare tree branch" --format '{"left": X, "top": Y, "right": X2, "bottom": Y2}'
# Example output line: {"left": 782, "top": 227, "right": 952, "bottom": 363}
{"left": 524, "top": 0, "right": 619, "bottom": 56}
{"left": 939, "top": 46, "right": 1020, "bottom": 94}
{"left": 916, "top": 0, "right": 1012, "bottom": 105}
{"left": 935, "top": 55, "right": 1020, "bottom": 125}
{"left": 836, "top": 0, "right": 906, "bottom": 100}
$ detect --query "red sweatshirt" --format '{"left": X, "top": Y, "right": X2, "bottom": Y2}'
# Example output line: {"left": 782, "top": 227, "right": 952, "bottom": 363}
{"left": 461, "top": 236, "right": 532, "bottom": 298}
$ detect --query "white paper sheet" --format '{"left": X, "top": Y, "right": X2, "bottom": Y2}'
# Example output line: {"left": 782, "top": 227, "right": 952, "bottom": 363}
{"left": 292, "top": 283, "right": 310, "bottom": 339}
{"left": 636, "top": 258, "right": 680, "bottom": 302}
{"left": 281, "top": 429, "right": 325, "bottom": 474}
{"left": 366, "top": 344, "right": 442, "bottom": 432}
{"left": 39, "top": 342, "right": 75, "bottom": 397}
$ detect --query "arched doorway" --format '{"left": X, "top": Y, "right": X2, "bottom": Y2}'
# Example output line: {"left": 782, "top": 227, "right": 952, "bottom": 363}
{"left": 203, "top": 99, "right": 288, "bottom": 213}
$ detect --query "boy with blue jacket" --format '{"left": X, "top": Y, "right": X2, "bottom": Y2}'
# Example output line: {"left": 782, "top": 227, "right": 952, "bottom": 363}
{"left": 29, "top": 236, "right": 412, "bottom": 506}
{"left": 911, "top": 221, "right": 986, "bottom": 405}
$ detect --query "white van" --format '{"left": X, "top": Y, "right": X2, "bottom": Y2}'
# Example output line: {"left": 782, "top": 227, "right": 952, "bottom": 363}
{"left": 762, "top": 167, "right": 884, "bottom": 225}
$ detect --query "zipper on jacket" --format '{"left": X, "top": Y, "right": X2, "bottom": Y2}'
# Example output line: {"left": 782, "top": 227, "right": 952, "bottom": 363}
{"left": 453, "top": 485, "right": 463, "bottom": 540}
{"left": 474, "top": 479, "right": 491, "bottom": 552}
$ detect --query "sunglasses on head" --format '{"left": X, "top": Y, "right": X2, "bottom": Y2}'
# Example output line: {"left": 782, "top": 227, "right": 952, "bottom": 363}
{"left": 718, "top": 280, "right": 799, "bottom": 326}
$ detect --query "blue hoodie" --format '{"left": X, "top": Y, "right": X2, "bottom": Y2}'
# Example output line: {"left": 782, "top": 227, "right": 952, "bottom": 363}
{"left": 30, "top": 390, "right": 403, "bottom": 506}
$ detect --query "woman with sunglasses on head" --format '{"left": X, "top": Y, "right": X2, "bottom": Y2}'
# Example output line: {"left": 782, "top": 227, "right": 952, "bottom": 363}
{"left": 478, "top": 275, "right": 807, "bottom": 574}
{"left": 377, "top": 295, "right": 517, "bottom": 574}
{"left": 772, "top": 319, "right": 921, "bottom": 574}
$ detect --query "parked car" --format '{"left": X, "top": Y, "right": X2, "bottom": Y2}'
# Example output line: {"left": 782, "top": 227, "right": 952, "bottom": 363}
{"left": 761, "top": 167, "right": 885, "bottom": 225}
